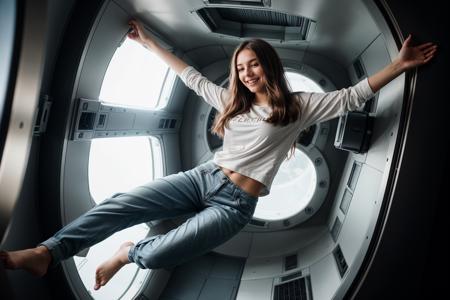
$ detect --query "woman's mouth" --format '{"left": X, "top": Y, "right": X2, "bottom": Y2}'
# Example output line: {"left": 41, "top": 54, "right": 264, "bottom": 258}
{"left": 246, "top": 78, "right": 259, "bottom": 86}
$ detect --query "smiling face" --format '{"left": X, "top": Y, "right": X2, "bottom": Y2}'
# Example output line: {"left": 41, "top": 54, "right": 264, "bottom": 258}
{"left": 236, "top": 48, "right": 266, "bottom": 95}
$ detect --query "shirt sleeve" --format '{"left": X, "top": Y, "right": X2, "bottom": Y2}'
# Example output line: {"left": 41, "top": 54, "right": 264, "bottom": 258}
{"left": 297, "top": 78, "right": 375, "bottom": 128}
{"left": 179, "top": 66, "right": 230, "bottom": 112}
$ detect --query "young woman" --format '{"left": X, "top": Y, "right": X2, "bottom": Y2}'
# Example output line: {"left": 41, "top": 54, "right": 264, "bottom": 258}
{"left": 0, "top": 20, "right": 437, "bottom": 291}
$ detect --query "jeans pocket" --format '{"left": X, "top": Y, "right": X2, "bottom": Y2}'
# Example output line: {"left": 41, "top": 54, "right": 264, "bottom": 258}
{"left": 200, "top": 168, "right": 210, "bottom": 176}
{"left": 204, "top": 176, "right": 228, "bottom": 201}
{"left": 237, "top": 196, "right": 257, "bottom": 220}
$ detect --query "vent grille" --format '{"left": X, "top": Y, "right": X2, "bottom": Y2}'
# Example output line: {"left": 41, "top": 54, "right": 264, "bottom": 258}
{"left": 284, "top": 254, "right": 298, "bottom": 271}
{"left": 347, "top": 162, "right": 361, "bottom": 191}
{"left": 331, "top": 217, "right": 342, "bottom": 242}
{"left": 207, "top": 0, "right": 270, "bottom": 7}
{"left": 274, "top": 277, "right": 308, "bottom": 300}
{"left": 340, "top": 161, "right": 361, "bottom": 214}
{"left": 97, "top": 114, "right": 106, "bottom": 128}
{"left": 158, "top": 118, "right": 177, "bottom": 129}
{"left": 333, "top": 244, "right": 348, "bottom": 277}
{"left": 197, "top": 7, "right": 315, "bottom": 42}
{"left": 339, "top": 189, "right": 353, "bottom": 215}
{"left": 218, "top": 8, "right": 304, "bottom": 27}
{"left": 78, "top": 112, "right": 96, "bottom": 130}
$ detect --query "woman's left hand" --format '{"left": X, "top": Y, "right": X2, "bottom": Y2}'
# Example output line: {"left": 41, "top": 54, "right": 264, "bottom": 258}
{"left": 368, "top": 34, "right": 437, "bottom": 93}
{"left": 396, "top": 34, "right": 437, "bottom": 71}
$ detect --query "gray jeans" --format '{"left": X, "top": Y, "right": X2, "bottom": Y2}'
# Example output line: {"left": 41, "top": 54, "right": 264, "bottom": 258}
{"left": 40, "top": 161, "right": 258, "bottom": 269}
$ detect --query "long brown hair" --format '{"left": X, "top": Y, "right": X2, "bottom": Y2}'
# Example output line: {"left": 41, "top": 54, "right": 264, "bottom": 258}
{"left": 211, "top": 38, "right": 302, "bottom": 159}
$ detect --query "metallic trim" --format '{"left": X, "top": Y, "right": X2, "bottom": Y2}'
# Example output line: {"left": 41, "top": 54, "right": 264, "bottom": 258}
{"left": 0, "top": 0, "right": 47, "bottom": 245}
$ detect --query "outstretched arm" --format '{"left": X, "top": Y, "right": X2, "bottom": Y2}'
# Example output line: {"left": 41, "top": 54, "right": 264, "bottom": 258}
{"left": 127, "top": 20, "right": 189, "bottom": 75}
{"left": 368, "top": 35, "right": 437, "bottom": 93}
{"left": 295, "top": 35, "right": 437, "bottom": 129}
{"left": 127, "top": 19, "right": 229, "bottom": 112}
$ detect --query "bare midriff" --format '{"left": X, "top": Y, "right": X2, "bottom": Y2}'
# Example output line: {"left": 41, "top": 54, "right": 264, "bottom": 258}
{"left": 218, "top": 166, "right": 264, "bottom": 198}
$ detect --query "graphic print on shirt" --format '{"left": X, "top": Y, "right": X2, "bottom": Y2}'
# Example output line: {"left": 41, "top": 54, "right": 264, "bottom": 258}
{"left": 225, "top": 105, "right": 297, "bottom": 154}
{"left": 230, "top": 115, "right": 266, "bottom": 123}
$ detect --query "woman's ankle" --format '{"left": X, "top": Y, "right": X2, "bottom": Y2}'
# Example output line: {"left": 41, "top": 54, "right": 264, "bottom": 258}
{"left": 35, "top": 246, "right": 52, "bottom": 265}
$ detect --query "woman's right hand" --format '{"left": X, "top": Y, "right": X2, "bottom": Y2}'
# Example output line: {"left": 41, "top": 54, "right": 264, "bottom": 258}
{"left": 127, "top": 19, "right": 189, "bottom": 74}
{"left": 127, "top": 20, "right": 156, "bottom": 50}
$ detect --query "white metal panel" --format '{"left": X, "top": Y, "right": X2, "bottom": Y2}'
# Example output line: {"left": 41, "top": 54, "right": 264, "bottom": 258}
{"left": 241, "top": 256, "right": 282, "bottom": 280}
{"left": 309, "top": 253, "right": 341, "bottom": 300}
{"left": 185, "top": 45, "right": 228, "bottom": 69}
{"left": 77, "top": 1, "right": 127, "bottom": 98}
{"left": 360, "top": 34, "right": 391, "bottom": 82}
{"left": 63, "top": 141, "right": 93, "bottom": 223}
{"left": 236, "top": 278, "right": 274, "bottom": 300}
{"left": 327, "top": 155, "right": 354, "bottom": 229}
{"left": 338, "top": 164, "right": 382, "bottom": 267}
{"left": 296, "top": 229, "right": 335, "bottom": 269}
{"left": 213, "top": 231, "right": 253, "bottom": 257}
{"left": 162, "top": 133, "right": 181, "bottom": 174}
{"left": 249, "top": 226, "right": 327, "bottom": 258}
{"left": 360, "top": 34, "right": 397, "bottom": 172}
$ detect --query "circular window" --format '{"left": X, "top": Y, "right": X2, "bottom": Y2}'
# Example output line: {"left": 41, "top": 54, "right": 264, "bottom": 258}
{"left": 253, "top": 148, "right": 317, "bottom": 221}
{"left": 285, "top": 70, "right": 323, "bottom": 93}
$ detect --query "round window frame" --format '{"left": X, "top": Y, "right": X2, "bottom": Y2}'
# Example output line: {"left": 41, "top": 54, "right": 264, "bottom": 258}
{"left": 246, "top": 144, "right": 330, "bottom": 231}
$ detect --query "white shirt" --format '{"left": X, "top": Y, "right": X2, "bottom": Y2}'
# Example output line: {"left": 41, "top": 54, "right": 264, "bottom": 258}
{"left": 180, "top": 66, "right": 374, "bottom": 196}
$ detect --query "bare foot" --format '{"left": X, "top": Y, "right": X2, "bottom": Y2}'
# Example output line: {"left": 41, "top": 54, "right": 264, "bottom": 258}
{"left": 0, "top": 246, "right": 52, "bottom": 277}
{"left": 94, "top": 241, "right": 134, "bottom": 291}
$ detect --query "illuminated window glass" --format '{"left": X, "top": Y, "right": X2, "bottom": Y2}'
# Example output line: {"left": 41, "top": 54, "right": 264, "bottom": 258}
{"left": 73, "top": 224, "right": 150, "bottom": 300}
{"left": 78, "top": 136, "right": 164, "bottom": 299}
{"left": 99, "top": 38, "right": 175, "bottom": 109}
{"left": 254, "top": 148, "right": 317, "bottom": 221}
{"left": 285, "top": 71, "right": 323, "bottom": 93}
{"left": 88, "top": 136, "right": 160, "bottom": 202}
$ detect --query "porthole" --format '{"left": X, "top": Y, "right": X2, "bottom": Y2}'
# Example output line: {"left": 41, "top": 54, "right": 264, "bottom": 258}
{"left": 254, "top": 148, "right": 317, "bottom": 221}
{"left": 285, "top": 70, "right": 323, "bottom": 93}
{"left": 249, "top": 145, "right": 329, "bottom": 230}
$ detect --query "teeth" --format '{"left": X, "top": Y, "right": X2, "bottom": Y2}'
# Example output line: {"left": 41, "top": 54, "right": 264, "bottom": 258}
{"left": 247, "top": 79, "right": 258, "bottom": 85}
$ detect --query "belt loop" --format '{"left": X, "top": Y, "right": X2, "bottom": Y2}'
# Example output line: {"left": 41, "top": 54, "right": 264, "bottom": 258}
{"left": 210, "top": 164, "right": 221, "bottom": 176}
{"left": 232, "top": 186, "right": 239, "bottom": 199}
